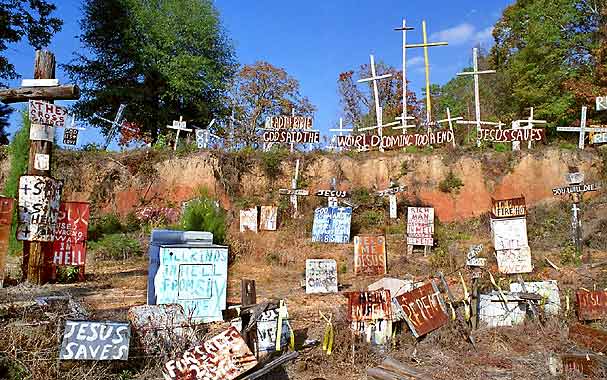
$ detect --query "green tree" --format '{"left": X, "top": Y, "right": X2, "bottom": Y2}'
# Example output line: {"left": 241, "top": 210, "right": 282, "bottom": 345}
{"left": 0, "top": 0, "right": 62, "bottom": 143}
{"left": 65, "top": 0, "right": 236, "bottom": 146}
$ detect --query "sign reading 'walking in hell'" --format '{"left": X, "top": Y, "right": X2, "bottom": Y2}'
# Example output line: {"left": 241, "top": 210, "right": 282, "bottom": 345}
{"left": 17, "top": 175, "right": 63, "bottom": 242}
{"left": 353, "top": 235, "right": 387, "bottom": 275}
{"left": 53, "top": 202, "right": 90, "bottom": 266}
{"left": 59, "top": 320, "right": 130, "bottom": 361}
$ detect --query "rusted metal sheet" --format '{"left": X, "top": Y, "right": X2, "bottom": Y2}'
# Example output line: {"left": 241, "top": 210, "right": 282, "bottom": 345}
{"left": 0, "top": 197, "right": 15, "bottom": 287}
{"left": 52, "top": 202, "right": 89, "bottom": 266}
{"left": 163, "top": 326, "right": 257, "bottom": 380}
{"left": 562, "top": 353, "right": 607, "bottom": 377}
{"left": 569, "top": 324, "right": 607, "bottom": 353}
{"left": 393, "top": 281, "right": 448, "bottom": 337}
{"left": 17, "top": 175, "right": 63, "bottom": 241}
{"left": 354, "top": 235, "right": 387, "bottom": 275}
{"left": 577, "top": 291, "right": 607, "bottom": 321}
{"left": 346, "top": 289, "right": 391, "bottom": 322}
{"left": 491, "top": 196, "right": 526, "bottom": 219}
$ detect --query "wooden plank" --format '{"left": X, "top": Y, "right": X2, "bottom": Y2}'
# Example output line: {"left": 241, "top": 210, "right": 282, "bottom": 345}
{"left": 0, "top": 85, "right": 80, "bottom": 103}
{"left": 241, "top": 279, "right": 257, "bottom": 306}
{"left": 562, "top": 353, "right": 607, "bottom": 377}
{"left": 238, "top": 351, "right": 298, "bottom": 380}
{"left": 394, "top": 281, "right": 448, "bottom": 337}
{"left": 569, "top": 324, "right": 607, "bottom": 353}
{"left": 380, "top": 357, "right": 432, "bottom": 380}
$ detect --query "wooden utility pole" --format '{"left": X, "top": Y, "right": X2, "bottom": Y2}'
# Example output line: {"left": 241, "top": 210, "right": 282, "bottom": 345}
{"left": 0, "top": 51, "right": 80, "bottom": 284}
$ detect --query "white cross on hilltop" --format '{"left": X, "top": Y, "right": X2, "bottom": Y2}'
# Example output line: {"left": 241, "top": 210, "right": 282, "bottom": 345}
{"left": 436, "top": 108, "right": 463, "bottom": 148}
{"left": 557, "top": 106, "right": 607, "bottom": 150}
{"left": 167, "top": 116, "right": 192, "bottom": 151}
{"left": 357, "top": 54, "right": 393, "bottom": 152}
{"left": 393, "top": 19, "right": 417, "bottom": 134}
{"left": 329, "top": 117, "right": 353, "bottom": 151}
{"left": 512, "top": 107, "right": 546, "bottom": 151}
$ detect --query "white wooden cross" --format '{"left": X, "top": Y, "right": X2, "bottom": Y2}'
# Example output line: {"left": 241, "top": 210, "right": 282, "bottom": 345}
{"left": 62, "top": 114, "right": 87, "bottom": 147}
{"left": 405, "top": 20, "right": 448, "bottom": 128}
{"left": 167, "top": 116, "right": 192, "bottom": 151}
{"left": 376, "top": 183, "right": 407, "bottom": 219}
{"left": 93, "top": 103, "right": 127, "bottom": 149}
{"left": 393, "top": 19, "right": 417, "bottom": 134}
{"left": 557, "top": 106, "right": 607, "bottom": 150}
{"left": 357, "top": 54, "right": 394, "bottom": 152}
{"left": 329, "top": 117, "right": 353, "bottom": 151}
{"left": 511, "top": 107, "right": 546, "bottom": 151}
{"left": 436, "top": 108, "right": 462, "bottom": 148}
{"left": 278, "top": 159, "right": 309, "bottom": 218}
{"left": 358, "top": 107, "right": 400, "bottom": 151}
{"left": 456, "top": 48, "right": 496, "bottom": 147}
{"left": 195, "top": 119, "right": 220, "bottom": 149}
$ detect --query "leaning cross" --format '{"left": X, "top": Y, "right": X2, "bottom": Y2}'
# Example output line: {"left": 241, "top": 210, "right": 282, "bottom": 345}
{"left": 512, "top": 107, "right": 547, "bottom": 151}
{"left": 279, "top": 159, "right": 309, "bottom": 218}
{"left": 393, "top": 19, "right": 417, "bottom": 134}
{"left": 405, "top": 20, "right": 448, "bottom": 128}
{"left": 456, "top": 47, "right": 496, "bottom": 147}
{"left": 436, "top": 108, "right": 463, "bottom": 148}
{"left": 357, "top": 55, "right": 394, "bottom": 152}
{"left": 93, "top": 103, "right": 127, "bottom": 149}
{"left": 376, "top": 184, "right": 407, "bottom": 219}
{"left": 557, "top": 106, "right": 607, "bottom": 150}
{"left": 167, "top": 116, "right": 192, "bottom": 151}
{"left": 0, "top": 50, "right": 80, "bottom": 285}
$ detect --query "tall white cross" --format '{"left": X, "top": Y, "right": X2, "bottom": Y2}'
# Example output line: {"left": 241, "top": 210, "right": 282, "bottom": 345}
{"left": 511, "top": 107, "right": 546, "bottom": 151}
{"left": 456, "top": 48, "right": 496, "bottom": 147}
{"left": 393, "top": 19, "right": 417, "bottom": 134}
{"left": 167, "top": 116, "right": 192, "bottom": 151}
{"left": 93, "top": 103, "right": 127, "bottom": 149}
{"left": 358, "top": 107, "right": 400, "bottom": 151}
{"left": 557, "top": 106, "right": 607, "bottom": 150}
{"left": 436, "top": 108, "right": 463, "bottom": 148}
{"left": 278, "top": 159, "right": 309, "bottom": 218}
{"left": 329, "top": 117, "right": 353, "bottom": 151}
{"left": 405, "top": 20, "right": 448, "bottom": 127}
{"left": 357, "top": 54, "right": 393, "bottom": 152}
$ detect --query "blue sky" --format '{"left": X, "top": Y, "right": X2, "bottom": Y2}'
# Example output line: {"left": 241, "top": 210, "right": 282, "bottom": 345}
{"left": 3, "top": 0, "right": 512, "bottom": 149}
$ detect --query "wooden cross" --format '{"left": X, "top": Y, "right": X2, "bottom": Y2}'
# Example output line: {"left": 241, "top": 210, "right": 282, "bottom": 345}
{"left": 329, "top": 117, "right": 353, "bottom": 151}
{"left": 393, "top": 19, "right": 417, "bottom": 134}
{"left": 358, "top": 107, "right": 400, "bottom": 151}
{"left": 436, "top": 108, "right": 463, "bottom": 148}
{"left": 557, "top": 106, "right": 607, "bottom": 150}
{"left": 456, "top": 48, "right": 496, "bottom": 147}
{"left": 0, "top": 51, "right": 80, "bottom": 285}
{"left": 278, "top": 159, "right": 309, "bottom": 218}
{"left": 167, "top": 116, "right": 192, "bottom": 151}
{"left": 405, "top": 20, "right": 448, "bottom": 127}
{"left": 195, "top": 119, "right": 220, "bottom": 149}
{"left": 92, "top": 103, "right": 127, "bottom": 149}
{"left": 357, "top": 54, "right": 393, "bottom": 152}
{"left": 511, "top": 107, "right": 546, "bottom": 151}
{"left": 376, "top": 183, "right": 407, "bottom": 219}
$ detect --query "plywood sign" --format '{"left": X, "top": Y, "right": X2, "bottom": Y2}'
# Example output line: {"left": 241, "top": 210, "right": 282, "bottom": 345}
{"left": 407, "top": 207, "right": 434, "bottom": 246}
{"left": 239, "top": 208, "right": 258, "bottom": 233}
{"left": 478, "top": 128, "right": 545, "bottom": 143}
{"left": 267, "top": 115, "right": 313, "bottom": 129}
{"left": 0, "top": 197, "right": 15, "bottom": 287}
{"left": 491, "top": 197, "right": 526, "bottom": 219}
{"left": 259, "top": 206, "right": 277, "bottom": 231}
{"left": 305, "top": 259, "right": 338, "bottom": 294}
{"left": 311, "top": 207, "right": 352, "bottom": 243}
{"left": 393, "top": 281, "right": 448, "bottom": 337}
{"left": 53, "top": 202, "right": 89, "bottom": 266}
{"left": 496, "top": 247, "right": 532, "bottom": 274}
{"left": 478, "top": 293, "right": 526, "bottom": 327}
{"left": 256, "top": 308, "right": 291, "bottom": 353}
{"left": 336, "top": 130, "right": 453, "bottom": 150}
{"left": 576, "top": 291, "right": 607, "bottom": 321}
{"left": 353, "top": 235, "right": 387, "bottom": 275}
{"left": 59, "top": 321, "right": 130, "bottom": 360}
{"left": 154, "top": 246, "right": 229, "bottom": 322}
{"left": 63, "top": 128, "right": 79, "bottom": 146}
{"left": 163, "top": 326, "right": 257, "bottom": 380}
{"left": 510, "top": 280, "right": 560, "bottom": 316}
{"left": 346, "top": 289, "right": 392, "bottom": 322}
{"left": 17, "top": 175, "right": 63, "bottom": 241}
{"left": 262, "top": 130, "right": 320, "bottom": 144}
{"left": 491, "top": 217, "right": 528, "bottom": 250}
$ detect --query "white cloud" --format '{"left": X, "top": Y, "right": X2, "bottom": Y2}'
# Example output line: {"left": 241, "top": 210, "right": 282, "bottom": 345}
{"left": 430, "top": 23, "right": 494, "bottom": 46}
{"left": 408, "top": 56, "right": 424, "bottom": 66}
{"left": 474, "top": 26, "right": 494, "bottom": 44}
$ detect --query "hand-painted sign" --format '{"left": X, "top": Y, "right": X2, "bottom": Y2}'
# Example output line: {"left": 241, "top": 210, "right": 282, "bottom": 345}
{"left": 491, "top": 197, "right": 526, "bottom": 219}
{"left": 154, "top": 245, "right": 229, "bottom": 322}
{"left": 478, "top": 292, "right": 526, "bottom": 327}
{"left": 267, "top": 115, "right": 313, "bottom": 129}
{"left": 315, "top": 190, "right": 349, "bottom": 198}
{"left": 311, "top": 207, "right": 352, "bottom": 243}
{"left": 259, "top": 206, "right": 278, "bottom": 231}
{"left": 17, "top": 176, "right": 63, "bottom": 241}
{"left": 59, "top": 320, "right": 130, "bottom": 360}
{"left": 240, "top": 208, "right": 258, "bottom": 233}
{"left": 278, "top": 189, "right": 309, "bottom": 196}
{"left": 407, "top": 207, "right": 434, "bottom": 246}
{"left": 568, "top": 323, "right": 607, "bottom": 353}
{"left": 466, "top": 244, "right": 486, "bottom": 267}
{"left": 496, "top": 247, "right": 532, "bottom": 274}
{"left": 597, "top": 96, "right": 607, "bottom": 111}
{"left": 256, "top": 308, "right": 291, "bottom": 352}
{"left": 336, "top": 130, "right": 453, "bottom": 151}
{"left": 567, "top": 172, "right": 584, "bottom": 184}
{"left": 576, "top": 291, "right": 607, "bottom": 321}
{"left": 163, "top": 326, "right": 257, "bottom": 380}
{"left": 478, "top": 128, "right": 545, "bottom": 143}
{"left": 63, "top": 128, "right": 79, "bottom": 146}
{"left": 28, "top": 99, "right": 68, "bottom": 127}
{"left": 562, "top": 353, "right": 607, "bottom": 378}
{"left": 510, "top": 280, "right": 560, "bottom": 316}
{"left": 346, "top": 289, "right": 392, "bottom": 322}
{"left": 491, "top": 217, "right": 528, "bottom": 251}
{"left": 262, "top": 130, "right": 320, "bottom": 144}
{"left": 34, "top": 153, "right": 49, "bottom": 171}
{"left": 52, "top": 202, "right": 89, "bottom": 266}
{"left": 552, "top": 183, "right": 601, "bottom": 196}
{"left": 305, "top": 259, "right": 338, "bottom": 294}
{"left": 0, "top": 197, "right": 15, "bottom": 287}
{"left": 368, "top": 278, "right": 422, "bottom": 299}
{"left": 393, "top": 281, "right": 448, "bottom": 337}
{"left": 353, "top": 235, "right": 387, "bottom": 275}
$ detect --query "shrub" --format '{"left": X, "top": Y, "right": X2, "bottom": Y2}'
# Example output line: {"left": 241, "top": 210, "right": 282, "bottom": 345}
{"left": 350, "top": 187, "right": 373, "bottom": 207}
{"left": 493, "top": 143, "right": 508, "bottom": 152}
{"left": 558, "top": 142, "right": 576, "bottom": 150}
{"left": 260, "top": 146, "right": 289, "bottom": 180}
{"left": 356, "top": 210, "right": 384, "bottom": 229}
{"left": 439, "top": 171, "right": 464, "bottom": 193}
{"left": 88, "top": 234, "right": 143, "bottom": 261}
{"left": 88, "top": 213, "right": 123, "bottom": 241}
{"left": 56, "top": 266, "right": 80, "bottom": 283}
{"left": 180, "top": 188, "right": 226, "bottom": 244}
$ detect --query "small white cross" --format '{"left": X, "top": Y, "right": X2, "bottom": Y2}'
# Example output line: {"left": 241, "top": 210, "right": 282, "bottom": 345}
{"left": 167, "top": 116, "right": 193, "bottom": 151}
{"left": 93, "top": 103, "right": 127, "bottom": 148}
{"left": 358, "top": 107, "right": 401, "bottom": 147}
{"left": 329, "top": 117, "right": 353, "bottom": 151}
{"left": 436, "top": 108, "right": 463, "bottom": 148}
{"left": 511, "top": 107, "right": 546, "bottom": 150}
{"left": 278, "top": 159, "right": 309, "bottom": 218}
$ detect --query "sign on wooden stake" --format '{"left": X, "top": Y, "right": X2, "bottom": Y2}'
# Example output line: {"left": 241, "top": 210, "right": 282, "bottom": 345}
{"left": 278, "top": 159, "right": 309, "bottom": 218}
{"left": 353, "top": 235, "right": 387, "bottom": 275}
{"left": 17, "top": 176, "right": 63, "bottom": 242}
{"left": 305, "top": 259, "right": 338, "bottom": 293}
{"left": 376, "top": 185, "right": 406, "bottom": 219}
{"left": 167, "top": 116, "right": 192, "bottom": 151}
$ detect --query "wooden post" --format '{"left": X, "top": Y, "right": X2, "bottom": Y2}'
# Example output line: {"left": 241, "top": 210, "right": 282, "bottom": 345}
{"left": 240, "top": 279, "right": 257, "bottom": 352}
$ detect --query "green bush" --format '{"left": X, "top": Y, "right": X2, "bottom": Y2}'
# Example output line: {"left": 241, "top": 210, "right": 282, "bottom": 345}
{"left": 88, "top": 234, "right": 143, "bottom": 261}
{"left": 88, "top": 213, "right": 124, "bottom": 241}
{"left": 356, "top": 209, "right": 384, "bottom": 229}
{"left": 438, "top": 171, "right": 464, "bottom": 193}
{"left": 558, "top": 142, "right": 577, "bottom": 150}
{"left": 180, "top": 188, "right": 226, "bottom": 244}
{"left": 350, "top": 187, "right": 373, "bottom": 207}
{"left": 493, "top": 143, "right": 508, "bottom": 152}
{"left": 260, "top": 146, "right": 289, "bottom": 180}
{"left": 56, "top": 266, "right": 80, "bottom": 283}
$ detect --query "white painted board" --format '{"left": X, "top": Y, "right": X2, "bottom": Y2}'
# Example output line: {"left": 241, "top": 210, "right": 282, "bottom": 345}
{"left": 30, "top": 123, "right": 55, "bottom": 142}
{"left": 305, "top": 259, "right": 338, "bottom": 294}
{"left": 17, "top": 176, "right": 63, "bottom": 241}
{"left": 510, "top": 280, "right": 560, "bottom": 316}
{"left": 239, "top": 208, "right": 258, "bottom": 233}
{"left": 496, "top": 247, "right": 533, "bottom": 274}
{"left": 491, "top": 217, "right": 528, "bottom": 250}
{"left": 479, "top": 292, "right": 526, "bottom": 327}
